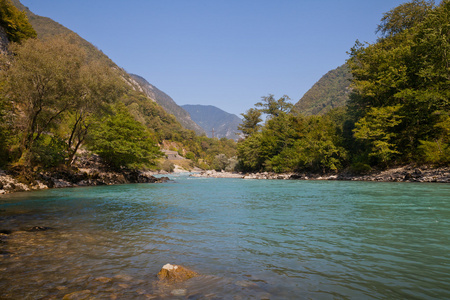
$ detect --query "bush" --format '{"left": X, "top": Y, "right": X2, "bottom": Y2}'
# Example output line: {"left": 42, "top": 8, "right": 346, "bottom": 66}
{"left": 87, "top": 103, "right": 162, "bottom": 170}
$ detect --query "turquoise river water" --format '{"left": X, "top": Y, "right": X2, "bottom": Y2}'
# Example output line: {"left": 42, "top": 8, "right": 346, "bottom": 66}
{"left": 0, "top": 174, "right": 449, "bottom": 299}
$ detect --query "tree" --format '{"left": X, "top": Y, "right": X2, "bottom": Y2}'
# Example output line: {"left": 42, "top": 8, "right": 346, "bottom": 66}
{"left": 1, "top": 37, "right": 86, "bottom": 162}
{"left": 376, "top": 0, "right": 435, "bottom": 38}
{"left": 255, "top": 94, "right": 293, "bottom": 118}
{"left": 65, "top": 60, "right": 126, "bottom": 165}
{"left": 87, "top": 103, "right": 163, "bottom": 170}
{"left": 237, "top": 108, "right": 262, "bottom": 137}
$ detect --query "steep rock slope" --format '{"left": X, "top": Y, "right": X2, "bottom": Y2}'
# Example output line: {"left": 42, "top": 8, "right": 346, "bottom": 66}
{"left": 182, "top": 104, "right": 242, "bottom": 141}
{"left": 129, "top": 74, "right": 205, "bottom": 135}
{"left": 294, "top": 64, "right": 352, "bottom": 116}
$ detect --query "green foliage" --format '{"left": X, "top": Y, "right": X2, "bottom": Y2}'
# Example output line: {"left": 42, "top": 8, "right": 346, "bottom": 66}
{"left": 376, "top": 0, "right": 434, "bottom": 38}
{"left": 237, "top": 101, "right": 347, "bottom": 174}
{"left": 353, "top": 105, "right": 403, "bottom": 165}
{"left": 255, "top": 94, "right": 293, "bottom": 118}
{"left": 87, "top": 103, "right": 163, "bottom": 170}
{"left": 347, "top": 1, "right": 450, "bottom": 166}
{"left": 237, "top": 108, "right": 262, "bottom": 137}
{"left": 0, "top": 0, "right": 36, "bottom": 43}
{"left": 418, "top": 112, "right": 450, "bottom": 164}
{"left": 27, "top": 135, "right": 66, "bottom": 168}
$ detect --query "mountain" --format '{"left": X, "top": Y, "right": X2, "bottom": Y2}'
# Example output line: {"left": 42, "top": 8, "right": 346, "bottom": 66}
{"left": 182, "top": 105, "right": 242, "bottom": 140}
{"left": 129, "top": 74, "right": 205, "bottom": 135}
{"left": 10, "top": 0, "right": 203, "bottom": 135}
{"left": 294, "top": 64, "right": 352, "bottom": 116}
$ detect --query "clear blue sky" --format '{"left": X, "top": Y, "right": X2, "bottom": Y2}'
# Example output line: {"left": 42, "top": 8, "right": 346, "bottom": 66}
{"left": 21, "top": 0, "right": 404, "bottom": 116}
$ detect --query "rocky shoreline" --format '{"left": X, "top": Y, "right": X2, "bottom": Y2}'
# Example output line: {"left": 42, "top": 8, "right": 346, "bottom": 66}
{"left": 0, "top": 154, "right": 170, "bottom": 195}
{"left": 2, "top": 163, "right": 449, "bottom": 194}
{"left": 191, "top": 165, "right": 450, "bottom": 183}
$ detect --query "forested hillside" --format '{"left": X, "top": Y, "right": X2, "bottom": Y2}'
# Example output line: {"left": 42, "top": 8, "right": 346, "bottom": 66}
{"left": 0, "top": 0, "right": 236, "bottom": 174}
{"left": 237, "top": 0, "right": 450, "bottom": 174}
{"left": 294, "top": 64, "right": 352, "bottom": 116}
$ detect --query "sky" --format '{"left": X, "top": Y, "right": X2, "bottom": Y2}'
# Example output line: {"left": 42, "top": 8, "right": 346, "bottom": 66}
{"left": 20, "top": 0, "right": 405, "bottom": 116}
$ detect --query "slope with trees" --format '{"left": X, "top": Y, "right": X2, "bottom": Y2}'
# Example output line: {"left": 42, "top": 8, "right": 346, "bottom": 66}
{"left": 293, "top": 64, "right": 352, "bottom": 116}
{"left": 0, "top": 0, "right": 237, "bottom": 179}
{"left": 237, "top": 0, "right": 450, "bottom": 174}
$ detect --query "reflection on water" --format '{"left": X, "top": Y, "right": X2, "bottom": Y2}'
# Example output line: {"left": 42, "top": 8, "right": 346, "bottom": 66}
{"left": 1, "top": 177, "right": 450, "bottom": 299}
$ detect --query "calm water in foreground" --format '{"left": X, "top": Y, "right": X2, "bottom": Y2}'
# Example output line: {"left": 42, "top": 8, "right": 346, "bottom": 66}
{"left": 0, "top": 174, "right": 449, "bottom": 299}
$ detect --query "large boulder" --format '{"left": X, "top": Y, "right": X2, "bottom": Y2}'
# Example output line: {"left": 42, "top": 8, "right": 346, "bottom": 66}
{"left": 157, "top": 263, "right": 198, "bottom": 282}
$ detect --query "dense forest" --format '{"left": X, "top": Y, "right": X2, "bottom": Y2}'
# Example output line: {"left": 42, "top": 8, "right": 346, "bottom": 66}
{"left": 237, "top": 0, "right": 450, "bottom": 174}
{"left": 0, "top": 0, "right": 236, "bottom": 175}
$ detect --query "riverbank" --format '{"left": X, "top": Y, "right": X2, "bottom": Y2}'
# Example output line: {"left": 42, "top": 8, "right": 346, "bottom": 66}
{"left": 0, "top": 154, "right": 170, "bottom": 194}
{"left": 191, "top": 165, "right": 450, "bottom": 183}
{"left": 2, "top": 163, "right": 449, "bottom": 194}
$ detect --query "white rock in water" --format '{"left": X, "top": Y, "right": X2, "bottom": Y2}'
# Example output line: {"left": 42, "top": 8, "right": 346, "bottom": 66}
{"left": 162, "top": 263, "right": 178, "bottom": 270}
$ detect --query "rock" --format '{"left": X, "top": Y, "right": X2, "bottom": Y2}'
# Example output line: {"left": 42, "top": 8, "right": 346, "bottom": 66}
{"left": 0, "top": 229, "right": 13, "bottom": 235}
{"left": 94, "top": 276, "right": 112, "bottom": 283}
{"left": 157, "top": 263, "right": 198, "bottom": 282}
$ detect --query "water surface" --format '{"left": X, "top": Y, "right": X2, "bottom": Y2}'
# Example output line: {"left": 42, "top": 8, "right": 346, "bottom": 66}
{"left": 1, "top": 175, "right": 449, "bottom": 299}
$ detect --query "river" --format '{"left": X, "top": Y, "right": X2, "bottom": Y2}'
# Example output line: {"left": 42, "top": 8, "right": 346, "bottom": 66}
{"left": 1, "top": 174, "right": 449, "bottom": 299}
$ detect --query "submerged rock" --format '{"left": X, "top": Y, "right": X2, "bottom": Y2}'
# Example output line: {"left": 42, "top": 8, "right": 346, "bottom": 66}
{"left": 157, "top": 263, "right": 198, "bottom": 282}
{"left": 94, "top": 276, "right": 113, "bottom": 283}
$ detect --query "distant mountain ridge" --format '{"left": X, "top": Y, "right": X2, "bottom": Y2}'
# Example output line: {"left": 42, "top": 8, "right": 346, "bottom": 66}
{"left": 182, "top": 105, "right": 242, "bottom": 141}
{"left": 294, "top": 64, "right": 352, "bottom": 116}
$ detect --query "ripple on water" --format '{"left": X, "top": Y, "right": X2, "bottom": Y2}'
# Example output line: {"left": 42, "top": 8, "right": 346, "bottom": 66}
{"left": 0, "top": 179, "right": 450, "bottom": 299}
